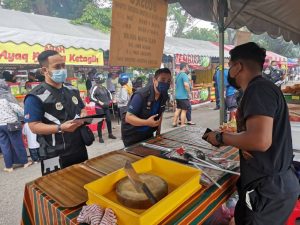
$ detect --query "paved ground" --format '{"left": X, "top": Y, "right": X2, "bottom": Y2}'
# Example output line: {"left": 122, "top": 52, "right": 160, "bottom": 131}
{"left": 0, "top": 102, "right": 220, "bottom": 225}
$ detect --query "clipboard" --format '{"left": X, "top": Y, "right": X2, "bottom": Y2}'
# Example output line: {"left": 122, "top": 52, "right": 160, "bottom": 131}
{"left": 73, "top": 114, "right": 105, "bottom": 124}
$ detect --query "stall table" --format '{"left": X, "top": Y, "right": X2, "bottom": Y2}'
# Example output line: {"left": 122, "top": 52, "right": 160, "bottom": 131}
{"left": 21, "top": 128, "right": 239, "bottom": 225}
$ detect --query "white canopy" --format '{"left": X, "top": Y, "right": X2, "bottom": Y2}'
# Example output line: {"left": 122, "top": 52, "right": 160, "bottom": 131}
{"left": 0, "top": 8, "right": 110, "bottom": 50}
{"left": 0, "top": 8, "right": 225, "bottom": 57}
{"left": 169, "top": 0, "right": 300, "bottom": 44}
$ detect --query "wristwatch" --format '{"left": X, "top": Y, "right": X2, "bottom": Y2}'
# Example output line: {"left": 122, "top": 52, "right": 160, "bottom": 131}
{"left": 57, "top": 124, "right": 62, "bottom": 133}
{"left": 215, "top": 132, "right": 224, "bottom": 145}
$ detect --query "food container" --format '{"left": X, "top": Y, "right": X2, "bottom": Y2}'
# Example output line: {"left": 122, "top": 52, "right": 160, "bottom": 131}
{"left": 84, "top": 156, "right": 202, "bottom": 225}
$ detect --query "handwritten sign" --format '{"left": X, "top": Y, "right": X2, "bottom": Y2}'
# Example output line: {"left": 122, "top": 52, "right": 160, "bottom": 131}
{"left": 109, "top": 0, "right": 168, "bottom": 68}
{"left": 235, "top": 31, "right": 251, "bottom": 46}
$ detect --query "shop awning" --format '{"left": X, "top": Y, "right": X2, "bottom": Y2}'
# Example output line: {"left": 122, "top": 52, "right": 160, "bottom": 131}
{"left": 168, "top": 0, "right": 300, "bottom": 44}
{"left": 0, "top": 8, "right": 110, "bottom": 50}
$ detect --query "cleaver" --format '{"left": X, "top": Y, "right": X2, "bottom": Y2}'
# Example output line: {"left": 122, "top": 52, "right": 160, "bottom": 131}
{"left": 124, "top": 161, "right": 157, "bottom": 204}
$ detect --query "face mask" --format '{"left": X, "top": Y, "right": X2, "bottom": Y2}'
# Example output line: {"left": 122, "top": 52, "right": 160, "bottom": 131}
{"left": 51, "top": 69, "right": 67, "bottom": 83}
{"left": 157, "top": 82, "right": 170, "bottom": 94}
{"left": 228, "top": 68, "right": 240, "bottom": 89}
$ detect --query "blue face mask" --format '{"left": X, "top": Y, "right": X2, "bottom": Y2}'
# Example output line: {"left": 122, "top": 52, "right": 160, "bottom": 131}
{"left": 51, "top": 69, "right": 67, "bottom": 83}
{"left": 157, "top": 82, "right": 170, "bottom": 94}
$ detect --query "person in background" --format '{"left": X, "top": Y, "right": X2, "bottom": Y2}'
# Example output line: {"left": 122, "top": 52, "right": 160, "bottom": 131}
{"left": 90, "top": 73, "right": 117, "bottom": 143}
{"left": 24, "top": 50, "right": 88, "bottom": 175}
{"left": 117, "top": 73, "right": 132, "bottom": 117}
{"left": 3, "top": 71, "right": 17, "bottom": 83}
{"left": 35, "top": 69, "right": 45, "bottom": 82}
{"left": 205, "top": 42, "right": 300, "bottom": 225}
{"left": 122, "top": 68, "right": 171, "bottom": 147}
{"left": 86, "top": 71, "right": 93, "bottom": 98}
{"left": 179, "top": 70, "right": 196, "bottom": 125}
{"left": 172, "top": 62, "right": 191, "bottom": 127}
{"left": 106, "top": 73, "right": 116, "bottom": 94}
{"left": 263, "top": 61, "right": 284, "bottom": 86}
{"left": 0, "top": 80, "right": 32, "bottom": 172}
{"left": 23, "top": 122, "right": 40, "bottom": 163}
{"left": 213, "top": 66, "right": 220, "bottom": 110}
{"left": 25, "top": 72, "right": 37, "bottom": 90}
{"left": 132, "top": 77, "right": 143, "bottom": 93}
{"left": 216, "top": 63, "right": 238, "bottom": 122}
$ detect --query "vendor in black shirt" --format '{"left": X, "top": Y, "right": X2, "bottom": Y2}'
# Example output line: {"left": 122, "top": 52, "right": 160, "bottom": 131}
{"left": 205, "top": 42, "right": 300, "bottom": 225}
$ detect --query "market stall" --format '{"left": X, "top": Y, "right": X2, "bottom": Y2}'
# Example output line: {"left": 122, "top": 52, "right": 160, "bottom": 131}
{"left": 162, "top": 37, "right": 228, "bottom": 106}
{"left": 0, "top": 7, "right": 108, "bottom": 102}
{"left": 21, "top": 127, "right": 239, "bottom": 225}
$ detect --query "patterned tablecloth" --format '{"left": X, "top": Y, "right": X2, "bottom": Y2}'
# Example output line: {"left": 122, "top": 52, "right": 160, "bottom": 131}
{"left": 21, "top": 128, "right": 239, "bottom": 225}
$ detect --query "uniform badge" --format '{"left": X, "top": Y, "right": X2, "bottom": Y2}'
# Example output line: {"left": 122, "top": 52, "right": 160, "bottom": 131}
{"left": 72, "top": 96, "right": 79, "bottom": 105}
{"left": 56, "top": 102, "right": 64, "bottom": 110}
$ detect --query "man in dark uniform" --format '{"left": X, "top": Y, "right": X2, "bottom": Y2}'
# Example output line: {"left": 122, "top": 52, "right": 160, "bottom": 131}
{"left": 24, "top": 50, "right": 88, "bottom": 175}
{"left": 205, "top": 42, "right": 300, "bottom": 225}
{"left": 121, "top": 68, "right": 172, "bottom": 147}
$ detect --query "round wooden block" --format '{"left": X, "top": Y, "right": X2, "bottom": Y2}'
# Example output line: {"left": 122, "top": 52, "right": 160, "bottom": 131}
{"left": 116, "top": 173, "right": 168, "bottom": 209}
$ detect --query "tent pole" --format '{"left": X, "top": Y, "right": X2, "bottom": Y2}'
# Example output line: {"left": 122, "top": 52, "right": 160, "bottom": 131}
{"left": 219, "top": 28, "right": 225, "bottom": 125}
{"left": 218, "top": 1, "right": 226, "bottom": 125}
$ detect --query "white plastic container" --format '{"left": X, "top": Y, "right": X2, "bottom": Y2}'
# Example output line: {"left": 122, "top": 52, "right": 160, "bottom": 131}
{"left": 291, "top": 122, "right": 300, "bottom": 150}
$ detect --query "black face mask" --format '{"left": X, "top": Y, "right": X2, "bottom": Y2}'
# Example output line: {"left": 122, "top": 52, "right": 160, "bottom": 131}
{"left": 228, "top": 68, "right": 240, "bottom": 89}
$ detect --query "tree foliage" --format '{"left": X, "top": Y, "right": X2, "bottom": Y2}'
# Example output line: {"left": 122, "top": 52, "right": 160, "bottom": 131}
{"left": 168, "top": 3, "right": 194, "bottom": 37}
{"left": 72, "top": 2, "right": 111, "bottom": 33}
{"left": 2, "top": 0, "right": 93, "bottom": 20}
{"left": 252, "top": 33, "right": 300, "bottom": 58}
{"left": 183, "top": 27, "right": 218, "bottom": 42}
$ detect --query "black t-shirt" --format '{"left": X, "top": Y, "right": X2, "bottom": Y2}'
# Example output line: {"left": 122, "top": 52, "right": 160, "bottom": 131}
{"left": 237, "top": 76, "right": 299, "bottom": 196}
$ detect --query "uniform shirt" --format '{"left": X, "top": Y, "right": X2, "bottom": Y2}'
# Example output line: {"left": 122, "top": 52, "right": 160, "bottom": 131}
{"left": 24, "top": 87, "right": 85, "bottom": 123}
{"left": 175, "top": 72, "right": 190, "bottom": 99}
{"left": 237, "top": 76, "right": 299, "bottom": 196}
{"left": 127, "top": 94, "right": 161, "bottom": 132}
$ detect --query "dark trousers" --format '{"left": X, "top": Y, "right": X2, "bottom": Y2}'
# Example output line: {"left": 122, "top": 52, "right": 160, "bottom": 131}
{"left": 234, "top": 191, "right": 298, "bottom": 225}
{"left": 179, "top": 101, "right": 192, "bottom": 122}
{"left": 224, "top": 94, "right": 238, "bottom": 122}
{"left": 29, "top": 148, "right": 40, "bottom": 162}
{"left": 0, "top": 125, "right": 28, "bottom": 168}
{"left": 215, "top": 85, "right": 220, "bottom": 108}
{"left": 97, "top": 108, "right": 112, "bottom": 138}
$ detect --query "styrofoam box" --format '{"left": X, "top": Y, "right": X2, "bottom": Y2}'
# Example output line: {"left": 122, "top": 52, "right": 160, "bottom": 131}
{"left": 291, "top": 122, "right": 300, "bottom": 150}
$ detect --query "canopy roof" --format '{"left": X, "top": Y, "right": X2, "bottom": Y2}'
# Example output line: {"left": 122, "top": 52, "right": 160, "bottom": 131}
{"left": 164, "top": 37, "right": 229, "bottom": 57}
{"left": 0, "top": 8, "right": 224, "bottom": 57}
{"left": 0, "top": 7, "right": 110, "bottom": 50}
{"left": 211, "top": 42, "right": 287, "bottom": 62}
{"left": 169, "top": 0, "right": 300, "bottom": 44}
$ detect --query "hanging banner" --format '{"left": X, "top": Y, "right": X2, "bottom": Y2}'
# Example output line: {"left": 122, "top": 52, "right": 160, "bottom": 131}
{"left": 0, "top": 42, "right": 104, "bottom": 66}
{"left": 175, "top": 54, "right": 211, "bottom": 70}
{"left": 109, "top": 0, "right": 168, "bottom": 68}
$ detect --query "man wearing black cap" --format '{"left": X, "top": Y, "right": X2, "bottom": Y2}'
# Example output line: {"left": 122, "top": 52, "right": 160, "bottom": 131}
{"left": 205, "top": 42, "right": 300, "bottom": 225}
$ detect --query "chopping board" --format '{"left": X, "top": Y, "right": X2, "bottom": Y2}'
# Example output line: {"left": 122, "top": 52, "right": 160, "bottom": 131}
{"left": 84, "top": 150, "right": 141, "bottom": 174}
{"left": 116, "top": 173, "right": 168, "bottom": 209}
{"left": 34, "top": 164, "right": 103, "bottom": 208}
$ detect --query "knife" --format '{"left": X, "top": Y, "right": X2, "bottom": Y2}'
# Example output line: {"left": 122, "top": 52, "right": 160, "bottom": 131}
{"left": 124, "top": 161, "right": 157, "bottom": 204}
